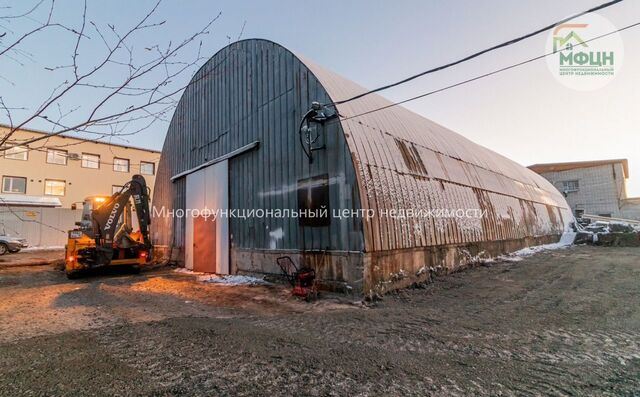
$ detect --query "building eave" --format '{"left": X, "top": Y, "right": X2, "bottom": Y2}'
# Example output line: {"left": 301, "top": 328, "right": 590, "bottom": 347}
{"left": 0, "top": 124, "right": 161, "bottom": 154}
{"left": 528, "top": 159, "right": 629, "bottom": 178}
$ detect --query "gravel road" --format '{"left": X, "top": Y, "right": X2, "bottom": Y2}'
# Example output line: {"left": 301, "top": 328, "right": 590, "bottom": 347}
{"left": 1, "top": 245, "right": 639, "bottom": 396}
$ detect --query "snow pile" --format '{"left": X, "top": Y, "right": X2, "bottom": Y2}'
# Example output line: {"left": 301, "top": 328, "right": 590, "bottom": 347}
{"left": 510, "top": 243, "right": 567, "bottom": 257}
{"left": 494, "top": 255, "right": 524, "bottom": 263}
{"left": 489, "top": 231, "right": 576, "bottom": 262}
{"left": 510, "top": 232, "right": 576, "bottom": 258}
{"left": 558, "top": 231, "right": 578, "bottom": 245}
{"left": 574, "top": 218, "right": 640, "bottom": 246}
{"left": 460, "top": 233, "right": 574, "bottom": 265}
{"left": 173, "top": 268, "right": 269, "bottom": 286}
{"left": 198, "top": 274, "right": 269, "bottom": 286}
{"left": 173, "top": 267, "right": 206, "bottom": 275}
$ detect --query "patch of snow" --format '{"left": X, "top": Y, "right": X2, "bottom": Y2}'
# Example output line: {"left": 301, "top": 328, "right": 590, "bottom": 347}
{"left": 490, "top": 232, "right": 576, "bottom": 262}
{"left": 198, "top": 274, "right": 269, "bottom": 286}
{"left": 495, "top": 255, "right": 523, "bottom": 263}
{"left": 173, "top": 268, "right": 269, "bottom": 286}
{"left": 173, "top": 267, "right": 211, "bottom": 275}
{"left": 511, "top": 233, "right": 575, "bottom": 257}
{"left": 174, "top": 267, "right": 198, "bottom": 274}
{"left": 459, "top": 249, "right": 496, "bottom": 265}
{"left": 21, "top": 246, "right": 64, "bottom": 252}
{"left": 558, "top": 231, "right": 577, "bottom": 245}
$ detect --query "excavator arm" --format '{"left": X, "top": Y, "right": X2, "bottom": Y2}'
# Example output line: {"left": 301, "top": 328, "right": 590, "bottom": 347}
{"left": 91, "top": 174, "right": 152, "bottom": 263}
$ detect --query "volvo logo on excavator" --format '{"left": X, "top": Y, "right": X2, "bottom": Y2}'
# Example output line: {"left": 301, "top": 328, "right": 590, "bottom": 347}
{"left": 104, "top": 203, "right": 120, "bottom": 231}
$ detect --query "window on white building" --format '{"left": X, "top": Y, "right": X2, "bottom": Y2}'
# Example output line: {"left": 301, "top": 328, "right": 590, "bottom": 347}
{"left": 112, "top": 185, "right": 123, "bottom": 195}
{"left": 2, "top": 176, "right": 27, "bottom": 194}
{"left": 81, "top": 153, "right": 100, "bottom": 169}
{"left": 2, "top": 146, "right": 28, "bottom": 161}
{"left": 44, "top": 179, "right": 65, "bottom": 196}
{"left": 140, "top": 161, "right": 155, "bottom": 175}
{"left": 562, "top": 180, "right": 579, "bottom": 192}
{"left": 113, "top": 157, "right": 129, "bottom": 173}
{"left": 46, "top": 149, "right": 68, "bottom": 165}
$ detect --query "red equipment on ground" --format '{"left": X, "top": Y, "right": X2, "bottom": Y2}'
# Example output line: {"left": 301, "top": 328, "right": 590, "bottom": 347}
{"left": 276, "top": 256, "right": 318, "bottom": 301}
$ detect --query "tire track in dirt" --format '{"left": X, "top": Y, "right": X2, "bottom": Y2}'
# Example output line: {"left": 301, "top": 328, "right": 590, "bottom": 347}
{"left": 93, "top": 317, "right": 444, "bottom": 396}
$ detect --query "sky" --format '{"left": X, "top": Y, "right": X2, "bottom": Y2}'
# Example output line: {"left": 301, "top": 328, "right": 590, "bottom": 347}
{"left": 1, "top": 0, "right": 639, "bottom": 195}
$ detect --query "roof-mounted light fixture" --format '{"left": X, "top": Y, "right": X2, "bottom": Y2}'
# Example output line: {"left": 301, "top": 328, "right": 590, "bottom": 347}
{"left": 298, "top": 101, "right": 338, "bottom": 164}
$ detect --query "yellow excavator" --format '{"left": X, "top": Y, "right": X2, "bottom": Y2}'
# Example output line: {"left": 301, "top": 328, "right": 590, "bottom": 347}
{"left": 65, "top": 174, "right": 152, "bottom": 278}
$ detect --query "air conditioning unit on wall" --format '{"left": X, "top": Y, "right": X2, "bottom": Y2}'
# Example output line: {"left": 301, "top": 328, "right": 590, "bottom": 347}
{"left": 67, "top": 153, "right": 81, "bottom": 161}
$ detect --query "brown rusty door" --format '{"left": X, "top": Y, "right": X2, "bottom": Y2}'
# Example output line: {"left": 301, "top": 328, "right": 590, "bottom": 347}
{"left": 193, "top": 216, "right": 216, "bottom": 272}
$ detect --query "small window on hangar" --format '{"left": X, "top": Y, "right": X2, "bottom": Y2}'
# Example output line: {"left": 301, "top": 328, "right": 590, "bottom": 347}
{"left": 297, "top": 174, "right": 331, "bottom": 227}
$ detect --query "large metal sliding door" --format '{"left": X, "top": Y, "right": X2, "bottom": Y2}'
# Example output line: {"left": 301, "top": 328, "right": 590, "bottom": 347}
{"left": 185, "top": 160, "right": 229, "bottom": 273}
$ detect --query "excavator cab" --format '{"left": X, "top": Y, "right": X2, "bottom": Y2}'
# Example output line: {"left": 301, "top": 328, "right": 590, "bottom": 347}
{"left": 65, "top": 175, "right": 152, "bottom": 278}
{"left": 78, "top": 196, "right": 109, "bottom": 232}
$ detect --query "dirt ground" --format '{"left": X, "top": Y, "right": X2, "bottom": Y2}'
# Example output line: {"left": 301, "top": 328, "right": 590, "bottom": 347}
{"left": 0, "top": 246, "right": 639, "bottom": 396}
{"left": 0, "top": 248, "right": 63, "bottom": 267}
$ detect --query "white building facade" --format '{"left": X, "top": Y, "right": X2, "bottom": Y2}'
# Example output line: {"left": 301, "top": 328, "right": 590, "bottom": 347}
{"left": 529, "top": 159, "right": 640, "bottom": 220}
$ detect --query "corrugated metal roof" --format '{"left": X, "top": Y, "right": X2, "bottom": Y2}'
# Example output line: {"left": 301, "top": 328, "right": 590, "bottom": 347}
{"left": 299, "top": 55, "right": 572, "bottom": 252}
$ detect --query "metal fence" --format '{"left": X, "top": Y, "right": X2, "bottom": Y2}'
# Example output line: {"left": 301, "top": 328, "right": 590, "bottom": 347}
{"left": 0, "top": 207, "right": 81, "bottom": 247}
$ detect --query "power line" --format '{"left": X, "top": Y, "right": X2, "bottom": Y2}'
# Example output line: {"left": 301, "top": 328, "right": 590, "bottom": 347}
{"left": 336, "top": 21, "right": 640, "bottom": 122}
{"left": 327, "top": 0, "right": 625, "bottom": 107}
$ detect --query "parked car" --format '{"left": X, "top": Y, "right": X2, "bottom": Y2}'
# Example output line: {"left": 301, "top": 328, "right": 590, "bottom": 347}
{"left": 0, "top": 235, "right": 28, "bottom": 255}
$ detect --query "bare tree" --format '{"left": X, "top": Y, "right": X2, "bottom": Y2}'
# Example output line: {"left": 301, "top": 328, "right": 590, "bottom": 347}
{"left": 0, "top": 0, "right": 222, "bottom": 152}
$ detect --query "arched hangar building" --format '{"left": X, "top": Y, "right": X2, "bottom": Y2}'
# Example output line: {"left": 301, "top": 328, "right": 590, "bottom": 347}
{"left": 152, "top": 39, "right": 572, "bottom": 295}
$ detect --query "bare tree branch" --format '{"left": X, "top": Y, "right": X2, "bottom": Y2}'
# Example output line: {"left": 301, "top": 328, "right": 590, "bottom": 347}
{"left": 0, "top": 0, "right": 46, "bottom": 21}
{"left": 0, "top": 0, "right": 227, "bottom": 152}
